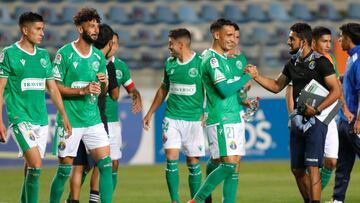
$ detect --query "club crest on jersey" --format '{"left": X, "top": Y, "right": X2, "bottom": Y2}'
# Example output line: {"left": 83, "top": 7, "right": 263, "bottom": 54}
{"left": 92, "top": 61, "right": 100, "bottom": 72}
{"left": 116, "top": 70, "right": 123, "bottom": 79}
{"left": 28, "top": 132, "right": 35, "bottom": 141}
{"left": 0, "top": 51, "right": 4, "bottom": 63}
{"left": 229, "top": 141, "right": 237, "bottom": 150}
{"left": 236, "top": 60, "right": 243, "bottom": 70}
{"left": 40, "top": 58, "right": 47, "bottom": 68}
{"left": 308, "top": 60, "right": 315, "bottom": 70}
{"left": 20, "top": 59, "right": 26, "bottom": 66}
{"left": 58, "top": 141, "right": 66, "bottom": 151}
{"left": 55, "top": 53, "right": 62, "bottom": 64}
{"left": 188, "top": 67, "right": 198, "bottom": 78}
{"left": 210, "top": 58, "right": 219, "bottom": 68}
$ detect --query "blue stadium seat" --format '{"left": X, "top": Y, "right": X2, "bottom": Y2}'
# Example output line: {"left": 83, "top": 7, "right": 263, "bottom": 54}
{"left": 138, "top": 29, "right": 162, "bottom": 48}
{"left": 116, "top": 29, "right": 140, "bottom": 48}
{"left": 0, "top": 29, "right": 13, "bottom": 46}
{"left": 43, "top": 29, "right": 62, "bottom": 47}
{"left": 348, "top": 3, "right": 360, "bottom": 19}
{"left": 0, "top": 7, "right": 15, "bottom": 25}
{"left": 141, "top": 52, "right": 163, "bottom": 70}
{"left": 223, "top": 4, "right": 247, "bottom": 23}
{"left": 252, "top": 27, "right": 269, "bottom": 44}
{"left": 291, "top": 3, "right": 315, "bottom": 21}
{"left": 46, "top": 0, "right": 63, "bottom": 2}
{"left": 22, "top": 0, "right": 40, "bottom": 2}
{"left": 318, "top": 3, "right": 343, "bottom": 21}
{"left": 159, "top": 28, "right": 170, "bottom": 46}
{"left": 155, "top": 5, "right": 179, "bottom": 24}
{"left": 268, "top": 3, "right": 293, "bottom": 22}
{"left": 178, "top": 5, "right": 203, "bottom": 24}
{"left": 117, "top": 51, "right": 140, "bottom": 70}
{"left": 246, "top": 3, "right": 270, "bottom": 22}
{"left": 61, "top": 6, "right": 77, "bottom": 24}
{"left": 108, "top": 7, "right": 134, "bottom": 25}
{"left": 64, "top": 29, "right": 78, "bottom": 42}
{"left": 38, "top": 7, "right": 61, "bottom": 25}
{"left": 275, "top": 26, "right": 289, "bottom": 44}
{"left": 240, "top": 30, "right": 256, "bottom": 47}
{"left": 14, "top": 6, "right": 32, "bottom": 20}
{"left": 201, "top": 4, "right": 220, "bottom": 21}
{"left": 132, "top": 6, "right": 157, "bottom": 24}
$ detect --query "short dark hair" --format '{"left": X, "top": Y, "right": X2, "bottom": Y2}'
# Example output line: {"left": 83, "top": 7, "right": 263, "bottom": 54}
{"left": 232, "top": 22, "right": 240, "bottom": 31}
{"left": 210, "top": 18, "right": 234, "bottom": 33}
{"left": 19, "top": 12, "right": 43, "bottom": 27}
{"left": 93, "top": 24, "right": 114, "bottom": 49}
{"left": 290, "top": 22, "right": 312, "bottom": 45}
{"left": 312, "top": 26, "right": 332, "bottom": 41}
{"left": 168, "top": 28, "right": 191, "bottom": 41}
{"left": 73, "top": 7, "right": 101, "bottom": 26}
{"left": 113, "top": 32, "right": 119, "bottom": 40}
{"left": 339, "top": 23, "right": 360, "bottom": 45}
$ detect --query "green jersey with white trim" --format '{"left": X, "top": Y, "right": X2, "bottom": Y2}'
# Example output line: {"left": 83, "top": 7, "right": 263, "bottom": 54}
{"left": 105, "top": 57, "right": 133, "bottom": 122}
{"left": 228, "top": 53, "right": 248, "bottom": 111}
{"left": 0, "top": 43, "right": 53, "bottom": 125}
{"left": 53, "top": 42, "right": 106, "bottom": 128}
{"left": 162, "top": 52, "right": 203, "bottom": 121}
{"left": 201, "top": 49, "right": 242, "bottom": 125}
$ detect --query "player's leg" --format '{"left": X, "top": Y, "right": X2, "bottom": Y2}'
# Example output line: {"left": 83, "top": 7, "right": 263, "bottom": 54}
{"left": 290, "top": 124, "right": 310, "bottom": 203}
{"left": 108, "top": 121, "right": 122, "bottom": 192}
{"left": 50, "top": 126, "right": 82, "bottom": 203}
{"left": 89, "top": 166, "right": 100, "bottom": 203}
{"left": 183, "top": 120, "right": 205, "bottom": 199}
{"left": 84, "top": 123, "right": 112, "bottom": 203}
{"left": 190, "top": 124, "right": 238, "bottom": 203}
{"left": 332, "top": 120, "right": 356, "bottom": 202}
{"left": 20, "top": 162, "right": 27, "bottom": 203}
{"left": 304, "top": 118, "right": 327, "bottom": 203}
{"left": 321, "top": 119, "right": 338, "bottom": 190}
{"left": 11, "top": 123, "right": 43, "bottom": 203}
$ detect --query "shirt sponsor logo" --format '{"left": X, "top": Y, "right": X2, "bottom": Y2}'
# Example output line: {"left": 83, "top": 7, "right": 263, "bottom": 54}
{"left": 20, "top": 59, "right": 26, "bottom": 66}
{"left": 92, "top": 61, "right": 100, "bottom": 72}
{"left": 188, "top": 67, "right": 198, "bottom": 78}
{"left": 116, "top": 70, "right": 123, "bottom": 79}
{"left": 40, "top": 58, "right": 47, "bottom": 68}
{"left": 55, "top": 53, "right": 62, "bottom": 64}
{"left": 169, "top": 83, "right": 196, "bottom": 96}
{"left": 210, "top": 58, "right": 219, "bottom": 68}
{"left": 306, "top": 158, "right": 318, "bottom": 162}
{"left": 71, "top": 81, "right": 90, "bottom": 88}
{"left": 21, "top": 78, "right": 46, "bottom": 91}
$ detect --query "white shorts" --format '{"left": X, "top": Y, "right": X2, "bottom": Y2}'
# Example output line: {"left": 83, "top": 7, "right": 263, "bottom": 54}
{"left": 324, "top": 119, "right": 339, "bottom": 158}
{"left": 206, "top": 122, "right": 246, "bottom": 159}
{"left": 108, "top": 121, "right": 122, "bottom": 160}
{"left": 55, "top": 123, "right": 109, "bottom": 158}
{"left": 162, "top": 117, "right": 205, "bottom": 157}
{"left": 10, "top": 122, "right": 48, "bottom": 158}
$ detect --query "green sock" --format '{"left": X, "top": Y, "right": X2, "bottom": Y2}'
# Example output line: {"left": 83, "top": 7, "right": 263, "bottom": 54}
{"left": 25, "top": 168, "right": 42, "bottom": 203}
{"left": 188, "top": 163, "right": 202, "bottom": 198}
{"left": 223, "top": 172, "right": 239, "bottom": 203}
{"left": 112, "top": 171, "right": 118, "bottom": 192}
{"left": 166, "top": 160, "right": 180, "bottom": 203}
{"left": 320, "top": 167, "right": 333, "bottom": 190}
{"left": 97, "top": 156, "right": 113, "bottom": 203}
{"left": 193, "top": 162, "right": 236, "bottom": 203}
{"left": 66, "top": 169, "right": 88, "bottom": 201}
{"left": 206, "top": 159, "right": 219, "bottom": 176}
{"left": 49, "top": 164, "right": 72, "bottom": 203}
{"left": 20, "top": 176, "right": 26, "bottom": 203}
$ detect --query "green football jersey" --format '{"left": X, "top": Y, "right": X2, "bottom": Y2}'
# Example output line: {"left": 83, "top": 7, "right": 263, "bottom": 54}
{"left": 105, "top": 57, "right": 133, "bottom": 122}
{"left": 0, "top": 43, "right": 53, "bottom": 125}
{"left": 228, "top": 53, "right": 248, "bottom": 111}
{"left": 201, "top": 49, "right": 242, "bottom": 125}
{"left": 53, "top": 42, "right": 106, "bottom": 128}
{"left": 162, "top": 52, "right": 204, "bottom": 121}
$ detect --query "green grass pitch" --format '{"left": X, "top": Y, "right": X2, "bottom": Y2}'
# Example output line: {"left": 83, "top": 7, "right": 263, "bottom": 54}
{"left": 0, "top": 161, "right": 359, "bottom": 202}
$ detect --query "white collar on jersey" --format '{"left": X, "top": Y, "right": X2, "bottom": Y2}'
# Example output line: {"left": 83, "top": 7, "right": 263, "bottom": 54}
{"left": 71, "top": 40, "right": 93, "bottom": 58}
{"left": 176, "top": 52, "right": 196, "bottom": 65}
{"left": 209, "top": 48, "right": 227, "bottom": 59}
{"left": 15, "top": 42, "right": 36, "bottom": 56}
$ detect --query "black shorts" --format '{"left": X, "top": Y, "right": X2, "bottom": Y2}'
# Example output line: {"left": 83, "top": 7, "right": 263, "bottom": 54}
{"left": 290, "top": 117, "right": 327, "bottom": 169}
{"left": 73, "top": 140, "right": 96, "bottom": 167}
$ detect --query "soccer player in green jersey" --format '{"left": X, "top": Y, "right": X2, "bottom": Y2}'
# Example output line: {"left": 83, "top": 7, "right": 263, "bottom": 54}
{"left": 187, "top": 18, "right": 257, "bottom": 203}
{"left": 204, "top": 22, "right": 252, "bottom": 203}
{"left": 49, "top": 8, "right": 113, "bottom": 203}
{"left": 0, "top": 12, "right": 71, "bottom": 203}
{"left": 143, "top": 28, "right": 205, "bottom": 203}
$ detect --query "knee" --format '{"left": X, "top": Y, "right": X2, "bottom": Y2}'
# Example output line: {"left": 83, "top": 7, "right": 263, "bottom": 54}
{"left": 325, "top": 159, "right": 337, "bottom": 170}
{"left": 112, "top": 160, "right": 119, "bottom": 171}
{"left": 186, "top": 157, "right": 200, "bottom": 165}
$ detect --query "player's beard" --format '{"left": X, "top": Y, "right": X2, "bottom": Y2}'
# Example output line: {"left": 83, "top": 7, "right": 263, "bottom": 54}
{"left": 82, "top": 30, "right": 97, "bottom": 44}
